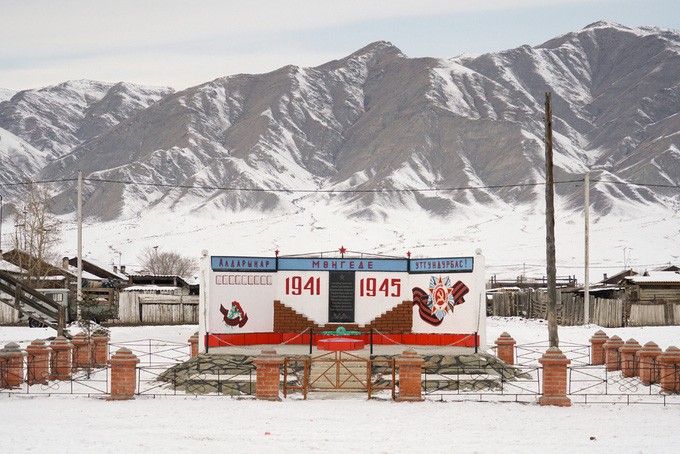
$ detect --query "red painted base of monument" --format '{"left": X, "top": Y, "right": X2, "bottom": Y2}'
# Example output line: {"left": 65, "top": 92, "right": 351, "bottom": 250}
{"left": 316, "top": 337, "right": 365, "bottom": 351}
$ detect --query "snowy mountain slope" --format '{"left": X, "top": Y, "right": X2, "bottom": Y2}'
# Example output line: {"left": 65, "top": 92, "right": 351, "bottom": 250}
{"left": 443, "top": 21, "right": 680, "bottom": 211}
{"left": 0, "top": 80, "right": 174, "bottom": 157}
{"left": 27, "top": 23, "right": 678, "bottom": 225}
{"left": 0, "top": 80, "right": 175, "bottom": 216}
{"left": 39, "top": 43, "right": 410, "bottom": 219}
{"left": 0, "top": 127, "right": 49, "bottom": 197}
{"left": 539, "top": 23, "right": 680, "bottom": 190}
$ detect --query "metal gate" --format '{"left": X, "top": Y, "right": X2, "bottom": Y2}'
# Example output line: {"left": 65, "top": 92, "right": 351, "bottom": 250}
{"left": 283, "top": 352, "right": 395, "bottom": 399}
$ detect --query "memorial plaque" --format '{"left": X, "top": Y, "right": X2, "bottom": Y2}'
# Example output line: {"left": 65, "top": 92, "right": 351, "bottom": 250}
{"left": 328, "top": 271, "right": 355, "bottom": 323}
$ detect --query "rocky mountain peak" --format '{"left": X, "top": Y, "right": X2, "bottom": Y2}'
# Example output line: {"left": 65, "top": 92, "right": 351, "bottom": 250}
{"left": 352, "top": 41, "right": 403, "bottom": 57}
{"left": 583, "top": 20, "right": 628, "bottom": 30}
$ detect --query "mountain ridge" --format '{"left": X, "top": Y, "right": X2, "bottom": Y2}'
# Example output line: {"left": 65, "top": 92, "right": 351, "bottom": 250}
{"left": 0, "top": 23, "right": 678, "bottom": 228}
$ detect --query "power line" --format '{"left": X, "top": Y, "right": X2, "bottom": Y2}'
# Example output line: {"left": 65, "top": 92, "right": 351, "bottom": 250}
{"left": 590, "top": 179, "right": 680, "bottom": 190}
{"left": 80, "top": 177, "right": 572, "bottom": 194}
{"left": 0, "top": 177, "right": 570, "bottom": 193}
{"left": 0, "top": 178, "right": 78, "bottom": 187}
{"left": 1, "top": 176, "right": 678, "bottom": 193}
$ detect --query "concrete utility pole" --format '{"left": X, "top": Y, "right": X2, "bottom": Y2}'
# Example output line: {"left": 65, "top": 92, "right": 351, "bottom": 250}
{"left": 544, "top": 92, "right": 559, "bottom": 348}
{"left": 584, "top": 171, "right": 590, "bottom": 324}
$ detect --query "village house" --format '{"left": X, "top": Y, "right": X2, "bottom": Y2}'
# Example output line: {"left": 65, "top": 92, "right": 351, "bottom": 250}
{"left": 117, "top": 273, "right": 199, "bottom": 325}
{"left": 1, "top": 250, "right": 114, "bottom": 325}
{"left": 624, "top": 269, "right": 680, "bottom": 326}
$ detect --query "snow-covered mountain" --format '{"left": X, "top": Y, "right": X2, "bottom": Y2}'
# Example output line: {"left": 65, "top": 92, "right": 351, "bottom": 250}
{"left": 0, "top": 21, "right": 679, "bottom": 276}
{"left": 0, "top": 80, "right": 174, "bottom": 206}
{"left": 0, "top": 127, "right": 49, "bottom": 187}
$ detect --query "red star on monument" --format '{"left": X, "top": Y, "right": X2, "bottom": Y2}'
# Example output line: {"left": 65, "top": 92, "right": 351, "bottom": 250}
{"left": 339, "top": 246, "right": 347, "bottom": 255}
{"left": 407, "top": 251, "right": 411, "bottom": 258}
{"left": 274, "top": 249, "right": 280, "bottom": 256}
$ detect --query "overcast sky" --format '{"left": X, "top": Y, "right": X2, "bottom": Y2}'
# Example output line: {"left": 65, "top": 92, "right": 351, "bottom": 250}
{"left": 1, "top": 0, "right": 678, "bottom": 92}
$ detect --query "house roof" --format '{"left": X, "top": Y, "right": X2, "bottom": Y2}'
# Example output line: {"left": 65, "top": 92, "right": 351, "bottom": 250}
{"left": 2, "top": 250, "right": 102, "bottom": 281}
{"left": 652, "top": 265, "right": 680, "bottom": 272}
{"left": 626, "top": 271, "right": 680, "bottom": 284}
{"left": 599, "top": 269, "right": 637, "bottom": 285}
{"left": 2, "top": 249, "right": 71, "bottom": 277}
{"left": 127, "top": 274, "right": 193, "bottom": 287}
{"left": 580, "top": 286, "right": 624, "bottom": 293}
{"left": 0, "top": 259, "right": 23, "bottom": 274}
{"left": 122, "top": 285, "right": 180, "bottom": 293}
{"left": 67, "top": 257, "right": 127, "bottom": 280}
{"left": 486, "top": 287, "right": 521, "bottom": 293}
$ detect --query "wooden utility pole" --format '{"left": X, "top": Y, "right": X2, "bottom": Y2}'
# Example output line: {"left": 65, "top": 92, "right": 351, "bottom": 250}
{"left": 0, "top": 193, "right": 3, "bottom": 255}
{"left": 77, "top": 170, "right": 83, "bottom": 318}
{"left": 544, "top": 92, "right": 559, "bottom": 348}
{"left": 584, "top": 171, "right": 590, "bottom": 324}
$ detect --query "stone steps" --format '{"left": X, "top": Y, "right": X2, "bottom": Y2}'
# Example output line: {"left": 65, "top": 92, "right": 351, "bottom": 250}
{"left": 159, "top": 351, "right": 531, "bottom": 396}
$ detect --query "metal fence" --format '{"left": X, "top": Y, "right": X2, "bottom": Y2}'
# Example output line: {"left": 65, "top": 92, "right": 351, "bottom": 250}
{"left": 422, "top": 341, "right": 680, "bottom": 405}
{"left": 422, "top": 363, "right": 542, "bottom": 403}
{"left": 2, "top": 339, "right": 680, "bottom": 405}
{"left": 0, "top": 339, "right": 194, "bottom": 397}
{"left": 514, "top": 340, "right": 592, "bottom": 366}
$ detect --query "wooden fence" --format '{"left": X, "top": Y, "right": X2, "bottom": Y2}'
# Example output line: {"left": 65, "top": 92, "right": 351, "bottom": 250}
{"left": 587, "top": 297, "right": 625, "bottom": 327}
{"left": 139, "top": 295, "right": 199, "bottom": 324}
{"left": 0, "top": 300, "right": 19, "bottom": 324}
{"left": 489, "top": 289, "right": 626, "bottom": 327}
{"left": 116, "top": 292, "right": 198, "bottom": 324}
{"left": 629, "top": 303, "right": 680, "bottom": 326}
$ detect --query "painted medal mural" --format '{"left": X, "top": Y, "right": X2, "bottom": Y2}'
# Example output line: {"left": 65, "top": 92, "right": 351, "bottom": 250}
{"left": 412, "top": 276, "right": 469, "bottom": 326}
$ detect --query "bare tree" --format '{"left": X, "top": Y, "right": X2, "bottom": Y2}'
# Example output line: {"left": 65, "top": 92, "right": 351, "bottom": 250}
{"left": 10, "top": 182, "right": 62, "bottom": 288}
{"left": 137, "top": 246, "right": 198, "bottom": 278}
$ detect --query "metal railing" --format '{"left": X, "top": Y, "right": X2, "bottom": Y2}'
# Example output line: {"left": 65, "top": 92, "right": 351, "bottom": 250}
{"left": 368, "top": 358, "right": 396, "bottom": 399}
{"left": 283, "top": 357, "right": 309, "bottom": 399}
{"left": 137, "top": 363, "right": 255, "bottom": 396}
{"left": 512, "top": 340, "right": 591, "bottom": 366}
{"left": 2, "top": 338, "right": 680, "bottom": 405}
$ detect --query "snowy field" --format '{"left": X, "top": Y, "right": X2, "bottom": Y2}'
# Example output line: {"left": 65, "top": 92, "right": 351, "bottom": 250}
{"left": 1, "top": 318, "right": 680, "bottom": 453}
{"left": 50, "top": 195, "right": 680, "bottom": 285}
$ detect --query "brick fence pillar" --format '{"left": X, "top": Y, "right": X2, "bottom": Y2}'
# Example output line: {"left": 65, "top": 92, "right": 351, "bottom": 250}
{"left": 92, "top": 334, "right": 109, "bottom": 367}
{"left": 637, "top": 342, "right": 662, "bottom": 386}
{"left": 396, "top": 350, "right": 425, "bottom": 402}
{"left": 589, "top": 330, "right": 609, "bottom": 365}
{"left": 254, "top": 350, "right": 284, "bottom": 401}
{"left": 658, "top": 346, "right": 680, "bottom": 394}
{"left": 108, "top": 348, "right": 140, "bottom": 400}
{"left": 619, "top": 339, "right": 642, "bottom": 378}
{"left": 495, "top": 332, "right": 516, "bottom": 365}
{"left": 50, "top": 336, "right": 73, "bottom": 380}
{"left": 603, "top": 335, "right": 624, "bottom": 372}
{"left": 188, "top": 332, "right": 199, "bottom": 358}
{"left": 0, "top": 349, "right": 8, "bottom": 388}
{"left": 71, "top": 333, "right": 92, "bottom": 370}
{"left": 539, "top": 347, "right": 571, "bottom": 407}
{"left": 26, "top": 339, "right": 51, "bottom": 385}
{"left": 0, "top": 342, "right": 25, "bottom": 388}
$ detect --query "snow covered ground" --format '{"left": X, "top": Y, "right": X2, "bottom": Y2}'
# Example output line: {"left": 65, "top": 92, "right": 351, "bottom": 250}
{"left": 1, "top": 318, "right": 680, "bottom": 453}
